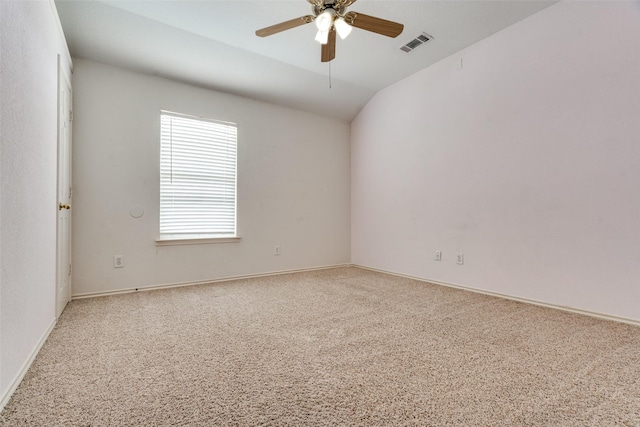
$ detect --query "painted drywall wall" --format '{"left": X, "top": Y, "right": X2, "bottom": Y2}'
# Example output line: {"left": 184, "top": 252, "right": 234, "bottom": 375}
{"left": 0, "top": 0, "right": 72, "bottom": 405}
{"left": 351, "top": 1, "right": 640, "bottom": 321}
{"left": 71, "top": 59, "right": 350, "bottom": 296}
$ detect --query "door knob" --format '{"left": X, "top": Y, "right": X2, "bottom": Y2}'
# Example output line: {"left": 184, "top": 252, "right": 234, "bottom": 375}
{"left": 59, "top": 203, "right": 71, "bottom": 210}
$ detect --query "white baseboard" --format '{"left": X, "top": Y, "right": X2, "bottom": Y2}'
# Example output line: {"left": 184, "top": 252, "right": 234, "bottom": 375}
{"left": 353, "top": 264, "right": 640, "bottom": 327}
{"left": 0, "top": 318, "right": 56, "bottom": 413}
{"left": 72, "top": 264, "right": 352, "bottom": 299}
{"left": 72, "top": 261, "right": 640, "bottom": 324}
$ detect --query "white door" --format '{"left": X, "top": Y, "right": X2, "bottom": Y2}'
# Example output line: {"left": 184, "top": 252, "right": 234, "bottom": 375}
{"left": 56, "top": 58, "right": 72, "bottom": 318}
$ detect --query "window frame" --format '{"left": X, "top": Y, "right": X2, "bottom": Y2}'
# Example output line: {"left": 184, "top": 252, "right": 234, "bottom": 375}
{"left": 156, "top": 110, "right": 240, "bottom": 246}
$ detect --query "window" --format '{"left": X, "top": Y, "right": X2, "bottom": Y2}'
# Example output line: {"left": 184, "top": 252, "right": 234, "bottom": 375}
{"left": 159, "top": 111, "right": 238, "bottom": 243}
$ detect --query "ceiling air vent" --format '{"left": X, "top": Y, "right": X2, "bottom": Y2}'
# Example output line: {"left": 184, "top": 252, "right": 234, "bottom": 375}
{"left": 400, "top": 33, "right": 433, "bottom": 53}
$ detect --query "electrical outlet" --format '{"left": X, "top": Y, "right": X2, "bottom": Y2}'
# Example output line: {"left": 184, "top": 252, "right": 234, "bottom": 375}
{"left": 114, "top": 255, "right": 124, "bottom": 268}
{"left": 457, "top": 253, "right": 464, "bottom": 265}
{"left": 435, "top": 250, "right": 442, "bottom": 261}
{"left": 274, "top": 245, "right": 281, "bottom": 256}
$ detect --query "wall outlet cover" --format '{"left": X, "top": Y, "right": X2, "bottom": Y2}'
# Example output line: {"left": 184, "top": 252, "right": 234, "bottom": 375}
{"left": 114, "top": 255, "right": 124, "bottom": 268}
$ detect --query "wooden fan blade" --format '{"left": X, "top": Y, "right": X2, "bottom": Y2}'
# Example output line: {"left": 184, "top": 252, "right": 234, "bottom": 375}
{"left": 256, "top": 15, "right": 314, "bottom": 37}
{"left": 345, "top": 12, "right": 404, "bottom": 38}
{"left": 321, "top": 29, "right": 336, "bottom": 62}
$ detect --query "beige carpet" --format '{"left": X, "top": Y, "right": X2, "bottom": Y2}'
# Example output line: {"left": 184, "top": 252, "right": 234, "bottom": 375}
{"left": 2, "top": 267, "right": 639, "bottom": 426}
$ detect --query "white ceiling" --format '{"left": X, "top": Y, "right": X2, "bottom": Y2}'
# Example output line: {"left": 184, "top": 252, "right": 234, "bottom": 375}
{"left": 55, "top": 0, "right": 557, "bottom": 121}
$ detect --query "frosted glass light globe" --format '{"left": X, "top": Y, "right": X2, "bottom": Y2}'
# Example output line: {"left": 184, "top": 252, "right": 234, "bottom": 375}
{"left": 334, "top": 17, "right": 352, "bottom": 40}
{"left": 315, "top": 29, "right": 329, "bottom": 44}
{"left": 315, "top": 10, "right": 334, "bottom": 31}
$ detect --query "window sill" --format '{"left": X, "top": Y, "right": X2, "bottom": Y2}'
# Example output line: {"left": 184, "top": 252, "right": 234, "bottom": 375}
{"left": 156, "top": 236, "right": 241, "bottom": 246}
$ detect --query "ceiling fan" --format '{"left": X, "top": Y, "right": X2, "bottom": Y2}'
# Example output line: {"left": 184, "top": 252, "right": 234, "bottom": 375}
{"left": 255, "top": 0, "right": 404, "bottom": 62}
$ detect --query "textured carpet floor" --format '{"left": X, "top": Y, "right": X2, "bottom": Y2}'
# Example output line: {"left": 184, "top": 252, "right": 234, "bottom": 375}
{"left": 2, "top": 267, "right": 640, "bottom": 426}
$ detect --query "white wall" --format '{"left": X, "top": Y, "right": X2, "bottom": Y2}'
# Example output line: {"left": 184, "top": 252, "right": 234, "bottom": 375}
{"left": 72, "top": 60, "right": 351, "bottom": 296}
{"left": 0, "top": 0, "right": 72, "bottom": 406}
{"left": 351, "top": 1, "right": 640, "bottom": 321}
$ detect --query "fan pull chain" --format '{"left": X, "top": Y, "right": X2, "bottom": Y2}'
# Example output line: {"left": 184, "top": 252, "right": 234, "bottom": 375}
{"left": 328, "top": 61, "right": 332, "bottom": 89}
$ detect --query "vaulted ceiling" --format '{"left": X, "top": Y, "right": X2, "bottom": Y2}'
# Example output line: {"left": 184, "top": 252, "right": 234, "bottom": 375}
{"left": 55, "top": 0, "right": 556, "bottom": 121}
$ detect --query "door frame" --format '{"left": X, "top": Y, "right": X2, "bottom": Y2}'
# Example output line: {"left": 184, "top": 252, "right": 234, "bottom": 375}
{"left": 56, "top": 54, "right": 72, "bottom": 318}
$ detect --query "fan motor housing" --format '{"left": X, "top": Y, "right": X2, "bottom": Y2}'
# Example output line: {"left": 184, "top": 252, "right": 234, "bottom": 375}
{"left": 310, "top": 0, "right": 352, "bottom": 17}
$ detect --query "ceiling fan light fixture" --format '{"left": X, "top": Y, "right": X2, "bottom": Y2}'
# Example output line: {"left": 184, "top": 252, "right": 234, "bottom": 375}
{"left": 315, "top": 9, "right": 334, "bottom": 31}
{"left": 334, "top": 17, "right": 352, "bottom": 40}
{"left": 315, "top": 29, "right": 329, "bottom": 45}
{"left": 255, "top": 2, "right": 404, "bottom": 62}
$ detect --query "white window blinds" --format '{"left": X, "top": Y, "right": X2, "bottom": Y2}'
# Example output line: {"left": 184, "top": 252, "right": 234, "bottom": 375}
{"left": 160, "top": 111, "right": 237, "bottom": 239}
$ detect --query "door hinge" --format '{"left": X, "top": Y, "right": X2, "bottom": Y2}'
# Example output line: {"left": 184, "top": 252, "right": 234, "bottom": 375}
{"left": 68, "top": 264, "right": 72, "bottom": 276}
{"left": 70, "top": 110, "right": 73, "bottom": 121}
